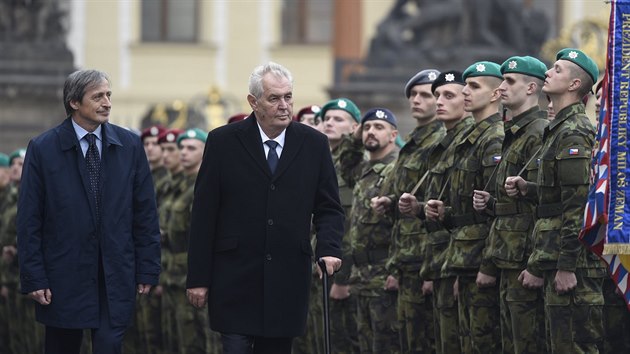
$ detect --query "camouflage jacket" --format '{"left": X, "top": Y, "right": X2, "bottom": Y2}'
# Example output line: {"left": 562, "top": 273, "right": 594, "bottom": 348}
{"left": 157, "top": 170, "right": 185, "bottom": 284}
{"left": 384, "top": 120, "right": 446, "bottom": 273}
{"left": 0, "top": 186, "right": 19, "bottom": 287}
{"left": 442, "top": 113, "right": 504, "bottom": 278}
{"left": 151, "top": 165, "right": 168, "bottom": 188}
{"left": 485, "top": 106, "right": 548, "bottom": 273}
{"left": 346, "top": 150, "right": 398, "bottom": 296}
{"left": 164, "top": 172, "right": 197, "bottom": 287}
{"left": 420, "top": 117, "right": 475, "bottom": 280}
{"left": 333, "top": 137, "right": 365, "bottom": 285}
{"left": 526, "top": 102, "right": 605, "bottom": 277}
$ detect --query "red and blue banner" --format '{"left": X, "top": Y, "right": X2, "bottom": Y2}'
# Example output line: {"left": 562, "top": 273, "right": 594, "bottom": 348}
{"left": 580, "top": 0, "right": 630, "bottom": 310}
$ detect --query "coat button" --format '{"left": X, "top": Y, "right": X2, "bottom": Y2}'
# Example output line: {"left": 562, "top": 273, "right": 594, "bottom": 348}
{"left": 267, "top": 219, "right": 273, "bottom": 225}
{"left": 270, "top": 184, "right": 276, "bottom": 190}
{"left": 266, "top": 254, "right": 272, "bottom": 261}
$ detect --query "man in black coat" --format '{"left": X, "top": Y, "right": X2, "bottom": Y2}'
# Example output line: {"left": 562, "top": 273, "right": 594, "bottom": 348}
{"left": 186, "top": 62, "right": 344, "bottom": 354}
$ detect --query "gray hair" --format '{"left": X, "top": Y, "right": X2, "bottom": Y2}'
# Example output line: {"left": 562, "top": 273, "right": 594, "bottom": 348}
{"left": 248, "top": 62, "right": 293, "bottom": 99}
{"left": 63, "top": 69, "right": 110, "bottom": 115}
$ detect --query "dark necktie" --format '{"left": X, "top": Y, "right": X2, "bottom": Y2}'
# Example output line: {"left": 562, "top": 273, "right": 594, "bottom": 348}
{"left": 265, "top": 140, "right": 279, "bottom": 174}
{"left": 85, "top": 133, "right": 101, "bottom": 221}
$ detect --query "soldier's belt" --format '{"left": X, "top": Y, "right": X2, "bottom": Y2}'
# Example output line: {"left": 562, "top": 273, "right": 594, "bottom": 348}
{"left": 494, "top": 202, "right": 520, "bottom": 216}
{"left": 536, "top": 203, "right": 563, "bottom": 218}
{"left": 449, "top": 212, "right": 488, "bottom": 227}
{"left": 352, "top": 248, "right": 389, "bottom": 266}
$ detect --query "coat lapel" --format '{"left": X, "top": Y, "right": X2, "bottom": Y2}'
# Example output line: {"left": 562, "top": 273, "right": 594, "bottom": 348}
{"left": 273, "top": 122, "right": 303, "bottom": 179}
{"left": 57, "top": 118, "right": 99, "bottom": 227}
{"left": 237, "top": 115, "right": 272, "bottom": 177}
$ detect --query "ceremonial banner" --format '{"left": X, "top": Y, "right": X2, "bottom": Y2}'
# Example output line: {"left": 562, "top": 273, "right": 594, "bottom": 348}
{"left": 580, "top": 0, "right": 630, "bottom": 309}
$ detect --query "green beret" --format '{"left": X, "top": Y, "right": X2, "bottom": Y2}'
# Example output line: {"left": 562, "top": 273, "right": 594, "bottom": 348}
{"left": 500, "top": 56, "right": 547, "bottom": 80}
{"left": 0, "top": 153, "right": 9, "bottom": 167}
{"left": 320, "top": 98, "right": 361, "bottom": 123}
{"left": 462, "top": 61, "right": 503, "bottom": 81}
{"left": 556, "top": 48, "right": 599, "bottom": 84}
{"left": 177, "top": 128, "right": 208, "bottom": 146}
{"left": 9, "top": 148, "right": 26, "bottom": 164}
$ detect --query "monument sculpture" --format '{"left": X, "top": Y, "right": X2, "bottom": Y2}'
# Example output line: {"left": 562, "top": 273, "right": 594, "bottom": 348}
{"left": 330, "top": 0, "right": 553, "bottom": 136}
{"left": 0, "top": 0, "right": 74, "bottom": 153}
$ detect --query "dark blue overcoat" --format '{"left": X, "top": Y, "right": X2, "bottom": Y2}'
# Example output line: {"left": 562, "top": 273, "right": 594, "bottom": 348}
{"left": 17, "top": 118, "right": 161, "bottom": 328}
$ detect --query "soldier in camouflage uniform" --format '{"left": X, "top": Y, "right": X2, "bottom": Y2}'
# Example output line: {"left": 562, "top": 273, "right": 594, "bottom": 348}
{"left": 142, "top": 126, "right": 168, "bottom": 199}
{"left": 0, "top": 152, "right": 11, "bottom": 354}
{"left": 166, "top": 128, "right": 219, "bottom": 354}
{"left": 371, "top": 69, "right": 444, "bottom": 353}
{"left": 472, "top": 56, "right": 549, "bottom": 354}
{"left": 320, "top": 98, "right": 361, "bottom": 354}
{"left": 404, "top": 71, "right": 473, "bottom": 354}
{"left": 428, "top": 62, "right": 504, "bottom": 353}
{"left": 1, "top": 149, "right": 44, "bottom": 354}
{"left": 126, "top": 125, "right": 169, "bottom": 354}
{"left": 338, "top": 108, "right": 401, "bottom": 353}
{"left": 506, "top": 48, "right": 605, "bottom": 353}
{"left": 292, "top": 105, "right": 325, "bottom": 354}
{"left": 153, "top": 128, "right": 185, "bottom": 353}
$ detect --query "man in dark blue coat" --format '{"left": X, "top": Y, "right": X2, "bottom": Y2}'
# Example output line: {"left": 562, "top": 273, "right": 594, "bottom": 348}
{"left": 17, "top": 69, "right": 161, "bottom": 354}
{"left": 186, "top": 62, "right": 345, "bottom": 354}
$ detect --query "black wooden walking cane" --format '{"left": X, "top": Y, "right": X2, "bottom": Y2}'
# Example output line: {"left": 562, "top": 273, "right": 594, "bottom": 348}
{"left": 317, "top": 258, "right": 331, "bottom": 354}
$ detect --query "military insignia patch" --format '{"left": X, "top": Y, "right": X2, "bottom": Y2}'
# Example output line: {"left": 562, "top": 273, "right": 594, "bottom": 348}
{"left": 445, "top": 73, "right": 455, "bottom": 82}
{"left": 376, "top": 110, "right": 385, "bottom": 119}
{"left": 508, "top": 60, "right": 517, "bottom": 69}
{"left": 476, "top": 64, "right": 486, "bottom": 72}
{"left": 338, "top": 100, "right": 347, "bottom": 108}
{"left": 569, "top": 148, "right": 579, "bottom": 155}
{"left": 428, "top": 72, "right": 438, "bottom": 81}
{"left": 569, "top": 51, "right": 578, "bottom": 59}
{"left": 493, "top": 155, "right": 501, "bottom": 163}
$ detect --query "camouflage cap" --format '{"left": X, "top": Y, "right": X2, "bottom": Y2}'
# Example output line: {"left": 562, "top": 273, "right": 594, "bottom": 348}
{"left": 157, "top": 128, "right": 185, "bottom": 144}
{"left": 140, "top": 125, "right": 166, "bottom": 141}
{"left": 431, "top": 70, "right": 465, "bottom": 94}
{"left": 404, "top": 69, "right": 440, "bottom": 98}
{"left": 0, "top": 153, "right": 9, "bottom": 167}
{"left": 177, "top": 128, "right": 208, "bottom": 146}
{"left": 462, "top": 61, "right": 503, "bottom": 81}
{"left": 361, "top": 107, "right": 397, "bottom": 128}
{"left": 500, "top": 56, "right": 547, "bottom": 80}
{"left": 320, "top": 98, "right": 361, "bottom": 123}
{"left": 9, "top": 148, "right": 26, "bottom": 164}
{"left": 556, "top": 48, "right": 599, "bottom": 84}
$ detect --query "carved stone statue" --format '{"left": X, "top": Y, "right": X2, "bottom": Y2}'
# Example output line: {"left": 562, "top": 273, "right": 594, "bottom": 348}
{"left": 365, "top": 0, "right": 550, "bottom": 69}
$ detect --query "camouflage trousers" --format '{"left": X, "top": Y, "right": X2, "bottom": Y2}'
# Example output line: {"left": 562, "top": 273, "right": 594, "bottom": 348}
{"left": 543, "top": 269, "right": 604, "bottom": 354}
{"left": 457, "top": 275, "right": 500, "bottom": 354}
{"left": 432, "top": 277, "right": 460, "bottom": 354}
{"left": 601, "top": 277, "right": 630, "bottom": 353}
{"left": 329, "top": 291, "right": 359, "bottom": 354}
{"left": 499, "top": 268, "right": 546, "bottom": 354}
{"left": 292, "top": 274, "right": 324, "bottom": 354}
{"left": 171, "top": 286, "right": 219, "bottom": 354}
{"left": 5, "top": 287, "right": 43, "bottom": 354}
{"left": 398, "top": 270, "right": 434, "bottom": 353}
{"left": 137, "top": 289, "right": 163, "bottom": 354}
{"left": 356, "top": 290, "right": 401, "bottom": 353}
{"left": 161, "top": 287, "right": 179, "bottom": 353}
{"left": 0, "top": 288, "right": 9, "bottom": 354}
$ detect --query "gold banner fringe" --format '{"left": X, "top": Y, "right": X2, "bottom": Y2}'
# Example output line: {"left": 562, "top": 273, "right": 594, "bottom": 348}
{"left": 603, "top": 243, "right": 630, "bottom": 255}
